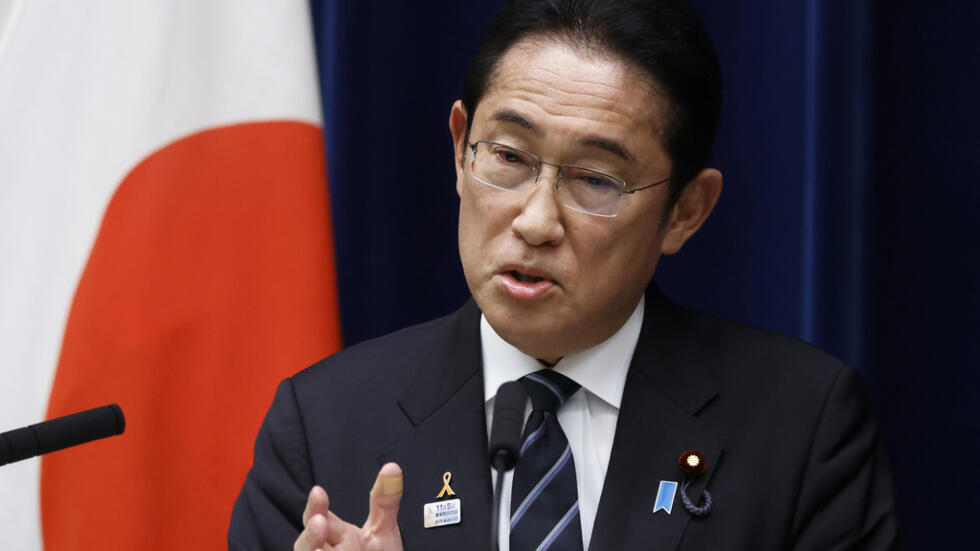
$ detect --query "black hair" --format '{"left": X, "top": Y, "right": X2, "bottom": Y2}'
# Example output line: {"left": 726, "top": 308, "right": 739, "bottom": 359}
{"left": 461, "top": 0, "right": 722, "bottom": 204}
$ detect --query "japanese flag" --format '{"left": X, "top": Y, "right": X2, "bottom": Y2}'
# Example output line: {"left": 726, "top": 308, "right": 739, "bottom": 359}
{"left": 0, "top": 1, "right": 341, "bottom": 548}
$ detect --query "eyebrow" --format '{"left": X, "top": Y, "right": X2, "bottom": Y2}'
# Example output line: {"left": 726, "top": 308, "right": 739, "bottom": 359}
{"left": 490, "top": 108, "right": 635, "bottom": 162}
{"left": 580, "top": 137, "right": 634, "bottom": 162}
{"left": 491, "top": 109, "right": 536, "bottom": 133}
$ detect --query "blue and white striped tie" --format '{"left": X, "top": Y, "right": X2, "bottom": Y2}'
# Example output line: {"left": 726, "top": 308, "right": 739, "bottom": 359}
{"left": 510, "top": 369, "right": 583, "bottom": 551}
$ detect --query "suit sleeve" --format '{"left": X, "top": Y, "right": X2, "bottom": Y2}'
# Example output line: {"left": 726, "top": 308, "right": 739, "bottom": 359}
{"left": 789, "top": 366, "right": 902, "bottom": 550}
{"left": 229, "top": 378, "right": 314, "bottom": 550}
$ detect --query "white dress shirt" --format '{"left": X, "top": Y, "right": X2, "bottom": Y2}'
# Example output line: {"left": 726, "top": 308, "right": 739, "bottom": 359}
{"left": 482, "top": 297, "right": 644, "bottom": 551}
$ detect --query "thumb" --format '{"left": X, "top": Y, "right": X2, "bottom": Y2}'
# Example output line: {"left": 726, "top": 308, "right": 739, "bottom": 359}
{"left": 363, "top": 462, "right": 403, "bottom": 537}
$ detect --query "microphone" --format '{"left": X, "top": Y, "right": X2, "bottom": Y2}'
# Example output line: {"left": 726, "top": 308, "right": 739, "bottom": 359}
{"left": 488, "top": 381, "right": 527, "bottom": 551}
{"left": 489, "top": 381, "right": 526, "bottom": 470}
{"left": 0, "top": 404, "right": 125, "bottom": 466}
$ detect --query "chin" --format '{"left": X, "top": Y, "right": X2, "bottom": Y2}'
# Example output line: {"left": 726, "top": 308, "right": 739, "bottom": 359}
{"left": 499, "top": 328, "right": 567, "bottom": 360}
{"left": 482, "top": 305, "right": 576, "bottom": 358}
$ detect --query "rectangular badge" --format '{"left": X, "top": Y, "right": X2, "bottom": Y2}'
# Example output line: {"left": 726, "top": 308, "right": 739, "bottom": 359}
{"left": 423, "top": 498, "right": 461, "bottom": 528}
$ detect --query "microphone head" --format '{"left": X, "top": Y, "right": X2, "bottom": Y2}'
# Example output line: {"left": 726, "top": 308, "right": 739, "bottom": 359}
{"left": 489, "top": 381, "right": 527, "bottom": 472}
{"left": 1, "top": 404, "right": 126, "bottom": 466}
{"left": 107, "top": 404, "right": 126, "bottom": 435}
{"left": 34, "top": 404, "right": 126, "bottom": 457}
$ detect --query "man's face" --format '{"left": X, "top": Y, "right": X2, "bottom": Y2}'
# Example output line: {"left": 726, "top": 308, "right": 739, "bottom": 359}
{"left": 451, "top": 39, "right": 684, "bottom": 361}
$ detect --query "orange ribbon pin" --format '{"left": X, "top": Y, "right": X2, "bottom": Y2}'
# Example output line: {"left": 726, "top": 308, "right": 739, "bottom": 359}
{"left": 436, "top": 471, "right": 456, "bottom": 498}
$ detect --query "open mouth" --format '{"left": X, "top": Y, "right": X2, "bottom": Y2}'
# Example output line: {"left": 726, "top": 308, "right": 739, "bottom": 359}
{"left": 498, "top": 267, "right": 556, "bottom": 299}
{"left": 510, "top": 270, "right": 546, "bottom": 283}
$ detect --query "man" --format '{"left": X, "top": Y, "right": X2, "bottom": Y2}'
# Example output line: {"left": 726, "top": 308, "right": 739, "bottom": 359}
{"left": 229, "top": 1, "right": 900, "bottom": 549}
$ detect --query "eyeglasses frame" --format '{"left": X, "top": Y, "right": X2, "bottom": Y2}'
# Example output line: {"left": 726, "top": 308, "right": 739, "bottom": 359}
{"left": 466, "top": 140, "right": 670, "bottom": 217}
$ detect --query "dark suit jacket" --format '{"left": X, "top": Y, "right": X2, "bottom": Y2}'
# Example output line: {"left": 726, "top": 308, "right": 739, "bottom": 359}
{"left": 228, "top": 288, "right": 900, "bottom": 550}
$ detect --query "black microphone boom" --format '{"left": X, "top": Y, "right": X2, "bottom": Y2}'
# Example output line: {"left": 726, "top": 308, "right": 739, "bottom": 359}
{"left": 489, "top": 381, "right": 526, "bottom": 471}
{"left": 488, "top": 381, "right": 527, "bottom": 551}
{"left": 0, "top": 404, "right": 125, "bottom": 466}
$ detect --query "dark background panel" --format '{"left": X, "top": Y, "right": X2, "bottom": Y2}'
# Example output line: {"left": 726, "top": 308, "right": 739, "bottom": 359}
{"left": 867, "top": 0, "right": 980, "bottom": 539}
{"left": 312, "top": 1, "right": 496, "bottom": 344}
{"left": 657, "top": 0, "right": 811, "bottom": 342}
{"left": 311, "top": 1, "right": 980, "bottom": 546}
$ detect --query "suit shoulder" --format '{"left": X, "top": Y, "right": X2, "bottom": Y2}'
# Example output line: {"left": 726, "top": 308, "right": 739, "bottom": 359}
{"left": 289, "top": 302, "right": 473, "bottom": 399}
{"left": 690, "top": 308, "right": 841, "bottom": 363}
{"left": 679, "top": 307, "right": 851, "bottom": 393}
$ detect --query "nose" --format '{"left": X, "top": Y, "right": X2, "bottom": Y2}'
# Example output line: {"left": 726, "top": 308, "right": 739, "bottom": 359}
{"left": 511, "top": 163, "right": 566, "bottom": 247}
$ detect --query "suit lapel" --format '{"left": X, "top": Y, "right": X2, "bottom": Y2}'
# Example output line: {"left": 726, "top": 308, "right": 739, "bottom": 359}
{"left": 379, "top": 300, "right": 494, "bottom": 549}
{"left": 589, "top": 288, "right": 724, "bottom": 551}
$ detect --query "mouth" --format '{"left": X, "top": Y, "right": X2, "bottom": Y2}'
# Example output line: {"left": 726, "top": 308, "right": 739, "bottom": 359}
{"left": 496, "top": 267, "right": 558, "bottom": 300}
{"left": 509, "top": 270, "right": 546, "bottom": 284}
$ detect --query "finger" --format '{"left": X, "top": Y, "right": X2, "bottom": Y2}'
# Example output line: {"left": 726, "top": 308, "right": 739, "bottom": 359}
{"left": 294, "top": 513, "right": 328, "bottom": 551}
{"left": 302, "top": 486, "right": 330, "bottom": 527}
{"left": 363, "top": 462, "right": 404, "bottom": 537}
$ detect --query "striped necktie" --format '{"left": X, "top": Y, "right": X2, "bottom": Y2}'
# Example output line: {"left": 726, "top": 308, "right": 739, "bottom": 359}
{"left": 510, "top": 369, "right": 584, "bottom": 551}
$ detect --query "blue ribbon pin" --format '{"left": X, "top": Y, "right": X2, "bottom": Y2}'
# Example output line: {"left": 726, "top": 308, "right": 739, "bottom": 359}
{"left": 653, "top": 480, "right": 678, "bottom": 515}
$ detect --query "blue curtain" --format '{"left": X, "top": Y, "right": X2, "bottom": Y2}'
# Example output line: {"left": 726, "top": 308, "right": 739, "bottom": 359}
{"left": 311, "top": 1, "right": 980, "bottom": 546}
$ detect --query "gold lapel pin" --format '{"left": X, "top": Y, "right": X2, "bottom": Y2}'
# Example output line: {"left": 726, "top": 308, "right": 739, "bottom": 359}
{"left": 678, "top": 449, "right": 707, "bottom": 475}
{"left": 436, "top": 471, "right": 456, "bottom": 498}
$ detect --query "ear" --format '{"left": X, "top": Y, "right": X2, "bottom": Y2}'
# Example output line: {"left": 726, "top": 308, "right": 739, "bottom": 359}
{"left": 449, "top": 100, "right": 469, "bottom": 197}
{"left": 661, "top": 168, "right": 723, "bottom": 255}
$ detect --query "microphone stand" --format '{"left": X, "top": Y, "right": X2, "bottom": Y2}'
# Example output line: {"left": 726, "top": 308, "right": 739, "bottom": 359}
{"left": 489, "top": 452, "right": 508, "bottom": 551}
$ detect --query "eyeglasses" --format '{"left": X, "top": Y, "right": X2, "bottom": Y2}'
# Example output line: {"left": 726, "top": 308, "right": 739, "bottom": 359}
{"left": 466, "top": 140, "right": 670, "bottom": 218}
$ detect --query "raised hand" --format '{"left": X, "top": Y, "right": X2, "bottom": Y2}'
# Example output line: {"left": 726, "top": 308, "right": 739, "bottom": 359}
{"left": 293, "top": 463, "right": 404, "bottom": 551}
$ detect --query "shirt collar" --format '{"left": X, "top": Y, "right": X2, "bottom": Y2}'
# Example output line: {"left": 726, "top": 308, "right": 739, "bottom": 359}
{"left": 482, "top": 296, "right": 644, "bottom": 409}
